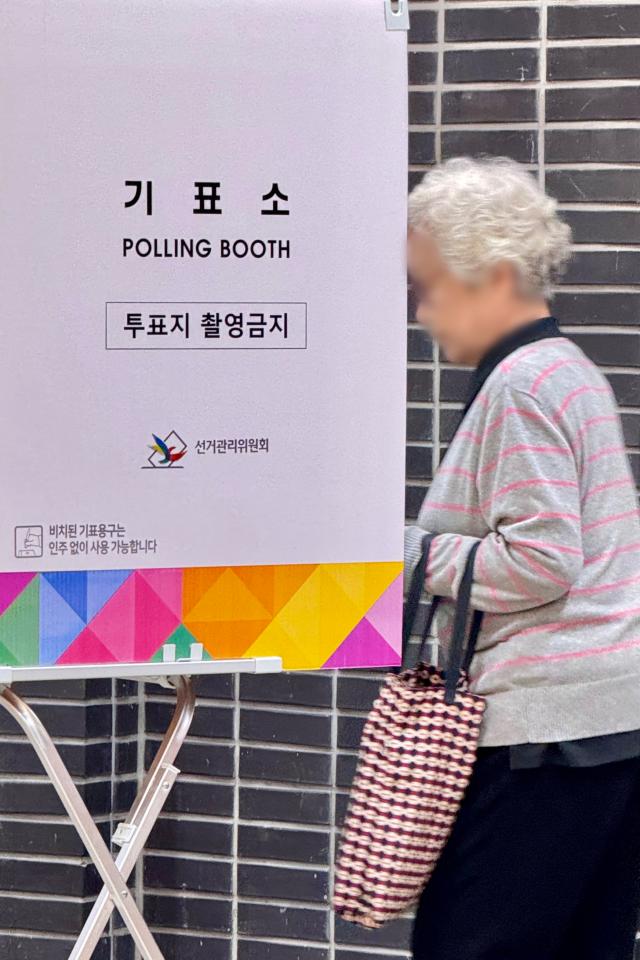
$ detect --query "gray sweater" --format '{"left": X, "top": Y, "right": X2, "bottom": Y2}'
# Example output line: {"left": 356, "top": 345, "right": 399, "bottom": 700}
{"left": 405, "top": 335, "right": 640, "bottom": 746}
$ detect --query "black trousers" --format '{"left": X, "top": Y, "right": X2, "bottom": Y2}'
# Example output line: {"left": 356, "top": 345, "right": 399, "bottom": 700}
{"left": 412, "top": 746, "right": 640, "bottom": 960}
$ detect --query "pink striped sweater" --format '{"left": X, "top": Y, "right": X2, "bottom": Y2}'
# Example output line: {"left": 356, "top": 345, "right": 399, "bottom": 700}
{"left": 407, "top": 335, "right": 640, "bottom": 746}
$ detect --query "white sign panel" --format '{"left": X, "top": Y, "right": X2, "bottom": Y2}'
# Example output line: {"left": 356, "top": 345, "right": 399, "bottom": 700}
{"left": 0, "top": 0, "right": 407, "bottom": 671}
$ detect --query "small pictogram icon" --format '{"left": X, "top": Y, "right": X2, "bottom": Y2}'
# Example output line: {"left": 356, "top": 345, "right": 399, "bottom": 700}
{"left": 15, "top": 525, "right": 43, "bottom": 558}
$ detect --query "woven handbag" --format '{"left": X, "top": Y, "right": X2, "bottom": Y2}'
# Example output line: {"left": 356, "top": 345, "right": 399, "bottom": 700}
{"left": 332, "top": 535, "right": 486, "bottom": 928}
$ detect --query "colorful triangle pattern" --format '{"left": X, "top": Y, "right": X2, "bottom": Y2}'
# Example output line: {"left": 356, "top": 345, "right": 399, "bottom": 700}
{"left": 0, "top": 562, "right": 402, "bottom": 670}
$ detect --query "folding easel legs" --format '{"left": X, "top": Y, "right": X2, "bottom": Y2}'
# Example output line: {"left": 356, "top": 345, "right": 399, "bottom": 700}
{"left": 0, "top": 675, "right": 196, "bottom": 960}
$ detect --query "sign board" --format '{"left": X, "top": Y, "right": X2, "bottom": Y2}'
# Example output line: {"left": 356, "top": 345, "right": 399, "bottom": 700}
{"left": 0, "top": 0, "right": 407, "bottom": 672}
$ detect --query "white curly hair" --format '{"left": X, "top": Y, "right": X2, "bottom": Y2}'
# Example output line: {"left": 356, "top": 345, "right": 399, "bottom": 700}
{"left": 408, "top": 156, "right": 573, "bottom": 299}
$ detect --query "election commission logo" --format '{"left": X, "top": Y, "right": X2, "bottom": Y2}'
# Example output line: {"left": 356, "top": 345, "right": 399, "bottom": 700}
{"left": 143, "top": 431, "right": 188, "bottom": 469}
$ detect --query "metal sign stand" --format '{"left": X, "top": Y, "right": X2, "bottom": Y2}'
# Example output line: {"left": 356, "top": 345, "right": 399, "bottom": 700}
{"left": 0, "top": 656, "right": 283, "bottom": 960}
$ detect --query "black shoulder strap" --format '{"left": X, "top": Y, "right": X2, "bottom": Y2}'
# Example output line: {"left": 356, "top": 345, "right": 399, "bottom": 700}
{"left": 462, "top": 610, "right": 484, "bottom": 674}
{"left": 400, "top": 535, "right": 484, "bottom": 693}
{"left": 443, "top": 540, "right": 483, "bottom": 704}
{"left": 400, "top": 532, "right": 436, "bottom": 669}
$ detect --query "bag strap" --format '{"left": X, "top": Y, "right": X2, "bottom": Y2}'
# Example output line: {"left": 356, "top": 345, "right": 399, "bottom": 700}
{"left": 442, "top": 540, "right": 483, "bottom": 705}
{"left": 400, "top": 531, "right": 436, "bottom": 668}
{"left": 401, "top": 534, "right": 484, "bottom": 692}
{"left": 462, "top": 610, "right": 484, "bottom": 674}
{"left": 416, "top": 593, "right": 440, "bottom": 666}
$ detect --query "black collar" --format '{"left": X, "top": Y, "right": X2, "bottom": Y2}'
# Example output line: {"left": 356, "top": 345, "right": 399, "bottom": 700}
{"left": 462, "top": 315, "right": 564, "bottom": 416}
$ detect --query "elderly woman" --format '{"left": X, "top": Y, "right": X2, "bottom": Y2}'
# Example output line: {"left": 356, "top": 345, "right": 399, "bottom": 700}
{"left": 404, "top": 156, "right": 640, "bottom": 960}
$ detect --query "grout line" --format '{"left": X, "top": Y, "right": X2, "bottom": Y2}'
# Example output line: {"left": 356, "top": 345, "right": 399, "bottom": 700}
{"left": 148, "top": 813, "right": 334, "bottom": 831}
{"left": 0, "top": 890, "right": 95, "bottom": 904}
{"left": 145, "top": 699, "right": 333, "bottom": 716}
{"left": 232, "top": 672, "right": 240, "bottom": 960}
{"left": 328, "top": 669, "right": 338, "bottom": 959}
{"left": 408, "top": 121, "right": 640, "bottom": 131}
{"left": 430, "top": 0, "right": 445, "bottom": 473}
{"left": 413, "top": 37, "right": 640, "bottom": 50}
{"left": 144, "top": 734, "right": 334, "bottom": 753}
{"left": 415, "top": 78, "right": 640, "bottom": 90}
{"left": 109, "top": 677, "right": 116, "bottom": 960}
{"left": 0, "top": 930, "right": 117, "bottom": 942}
{"left": 538, "top": 0, "right": 547, "bottom": 191}
{"left": 133, "top": 679, "right": 145, "bottom": 960}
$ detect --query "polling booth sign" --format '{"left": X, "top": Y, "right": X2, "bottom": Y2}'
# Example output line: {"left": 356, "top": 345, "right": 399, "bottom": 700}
{"left": 0, "top": 0, "right": 408, "bottom": 676}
